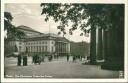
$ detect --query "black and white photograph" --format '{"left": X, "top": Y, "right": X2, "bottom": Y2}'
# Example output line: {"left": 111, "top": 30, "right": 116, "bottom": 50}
{"left": 1, "top": 0, "right": 128, "bottom": 82}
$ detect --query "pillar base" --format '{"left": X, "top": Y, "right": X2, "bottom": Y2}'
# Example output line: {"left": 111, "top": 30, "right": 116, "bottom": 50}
{"left": 101, "top": 62, "right": 124, "bottom": 71}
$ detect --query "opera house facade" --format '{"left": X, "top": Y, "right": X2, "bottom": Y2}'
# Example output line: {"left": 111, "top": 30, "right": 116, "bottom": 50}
{"left": 6, "top": 25, "right": 70, "bottom": 56}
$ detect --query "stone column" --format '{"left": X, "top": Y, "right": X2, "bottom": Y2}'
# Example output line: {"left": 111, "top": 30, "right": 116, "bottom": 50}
{"left": 101, "top": 27, "right": 124, "bottom": 70}
{"left": 96, "top": 27, "right": 104, "bottom": 61}
{"left": 90, "top": 26, "right": 96, "bottom": 64}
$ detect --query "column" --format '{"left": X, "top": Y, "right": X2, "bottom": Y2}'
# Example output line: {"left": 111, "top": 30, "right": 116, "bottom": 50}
{"left": 90, "top": 25, "right": 96, "bottom": 64}
{"left": 96, "top": 27, "right": 104, "bottom": 61}
{"left": 101, "top": 27, "right": 124, "bottom": 70}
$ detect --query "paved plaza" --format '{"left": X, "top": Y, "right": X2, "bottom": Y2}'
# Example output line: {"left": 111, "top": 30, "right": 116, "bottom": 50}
{"left": 4, "top": 57, "right": 119, "bottom": 78}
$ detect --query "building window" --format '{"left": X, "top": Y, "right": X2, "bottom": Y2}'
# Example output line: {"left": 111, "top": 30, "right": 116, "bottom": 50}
{"left": 28, "top": 47, "right": 30, "bottom": 52}
{"left": 26, "top": 47, "right": 28, "bottom": 52}
{"left": 34, "top": 46, "right": 35, "bottom": 52}
{"left": 44, "top": 42, "right": 47, "bottom": 44}
{"left": 35, "top": 46, "right": 37, "bottom": 52}
{"left": 31, "top": 46, "right": 33, "bottom": 52}
{"left": 46, "top": 46, "right": 47, "bottom": 52}
{"left": 44, "top": 46, "right": 47, "bottom": 52}
{"left": 39, "top": 46, "right": 41, "bottom": 52}
{"left": 43, "top": 46, "right": 45, "bottom": 51}
{"left": 30, "top": 47, "right": 31, "bottom": 52}
{"left": 37, "top": 46, "right": 38, "bottom": 52}
{"left": 42, "top": 46, "right": 44, "bottom": 52}
{"left": 38, "top": 46, "right": 39, "bottom": 52}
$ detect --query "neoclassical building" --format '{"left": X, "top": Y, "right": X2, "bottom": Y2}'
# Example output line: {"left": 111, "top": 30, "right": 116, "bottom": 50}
{"left": 6, "top": 25, "right": 70, "bottom": 56}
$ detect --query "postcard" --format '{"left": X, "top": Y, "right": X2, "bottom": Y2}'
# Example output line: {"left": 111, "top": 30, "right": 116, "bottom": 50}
{"left": 1, "top": 0, "right": 128, "bottom": 82}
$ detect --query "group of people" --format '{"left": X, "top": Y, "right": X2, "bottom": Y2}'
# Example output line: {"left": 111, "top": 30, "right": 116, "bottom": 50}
{"left": 32, "top": 54, "right": 45, "bottom": 65}
{"left": 72, "top": 55, "right": 87, "bottom": 62}
{"left": 17, "top": 53, "right": 28, "bottom": 66}
{"left": 17, "top": 53, "right": 87, "bottom": 66}
{"left": 32, "top": 54, "right": 54, "bottom": 65}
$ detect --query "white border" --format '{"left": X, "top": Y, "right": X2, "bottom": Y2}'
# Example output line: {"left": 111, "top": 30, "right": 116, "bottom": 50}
{"left": 1, "top": 0, "right": 5, "bottom": 82}
{"left": 4, "top": 0, "right": 127, "bottom": 4}
{"left": 1, "top": 0, "right": 128, "bottom": 82}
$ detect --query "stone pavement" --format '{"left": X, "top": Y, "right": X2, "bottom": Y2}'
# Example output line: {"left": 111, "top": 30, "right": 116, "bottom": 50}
{"left": 4, "top": 57, "right": 119, "bottom": 78}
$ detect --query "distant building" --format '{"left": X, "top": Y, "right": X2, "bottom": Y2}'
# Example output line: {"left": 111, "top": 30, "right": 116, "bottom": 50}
{"left": 70, "top": 41, "right": 90, "bottom": 57}
{"left": 5, "top": 25, "right": 70, "bottom": 56}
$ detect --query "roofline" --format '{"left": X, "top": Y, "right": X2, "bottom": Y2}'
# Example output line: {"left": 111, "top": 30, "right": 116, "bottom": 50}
{"left": 17, "top": 26, "right": 43, "bottom": 34}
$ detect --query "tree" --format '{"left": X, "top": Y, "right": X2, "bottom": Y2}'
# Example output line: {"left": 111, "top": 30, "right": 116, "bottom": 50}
{"left": 40, "top": 4, "right": 124, "bottom": 70}
{"left": 4, "top": 12, "right": 25, "bottom": 39}
{"left": 4, "top": 12, "right": 26, "bottom": 55}
{"left": 40, "top": 4, "right": 123, "bottom": 34}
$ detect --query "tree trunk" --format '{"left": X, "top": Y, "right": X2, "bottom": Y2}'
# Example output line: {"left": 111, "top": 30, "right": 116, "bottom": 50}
{"left": 90, "top": 26, "right": 96, "bottom": 64}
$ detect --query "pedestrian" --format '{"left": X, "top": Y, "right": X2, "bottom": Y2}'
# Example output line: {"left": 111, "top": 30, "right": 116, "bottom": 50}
{"left": 48, "top": 55, "right": 51, "bottom": 61}
{"left": 34, "top": 54, "right": 37, "bottom": 64}
{"left": 80, "top": 55, "right": 82, "bottom": 61}
{"left": 48, "top": 55, "right": 52, "bottom": 62}
{"left": 17, "top": 53, "right": 22, "bottom": 66}
{"left": 23, "top": 52, "right": 28, "bottom": 66}
{"left": 73, "top": 55, "right": 76, "bottom": 62}
{"left": 32, "top": 54, "right": 35, "bottom": 64}
{"left": 38, "top": 55, "right": 41, "bottom": 65}
{"left": 67, "top": 55, "right": 69, "bottom": 62}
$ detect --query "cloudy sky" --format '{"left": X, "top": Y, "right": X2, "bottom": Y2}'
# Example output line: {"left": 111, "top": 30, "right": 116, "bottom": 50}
{"left": 5, "top": 3, "right": 90, "bottom": 42}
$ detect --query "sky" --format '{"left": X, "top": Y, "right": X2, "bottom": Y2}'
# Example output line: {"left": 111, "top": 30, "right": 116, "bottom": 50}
{"left": 5, "top": 3, "right": 90, "bottom": 42}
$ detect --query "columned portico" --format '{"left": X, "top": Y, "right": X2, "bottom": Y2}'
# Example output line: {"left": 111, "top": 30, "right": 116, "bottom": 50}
{"left": 90, "top": 24, "right": 124, "bottom": 70}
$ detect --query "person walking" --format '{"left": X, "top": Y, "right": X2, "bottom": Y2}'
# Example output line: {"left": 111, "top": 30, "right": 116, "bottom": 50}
{"left": 34, "top": 54, "right": 38, "bottom": 64}
{"left": 73, "top": 55, "right": 76, "bottom": 62}
{"left": 17, "top": 53, "right": 22, "bottom": 66}
{"left": 48, "top": 55, "right": 53, "bottom": 62}
{"left": 23, "top": 52, "right": 28, "bottom": 66}
{"left": 38, "top": 54, "right": 41, "bottom": 65}
{"left": 32, "top": 54, "right": 35, "bottom": 64}
{"left": 67, "top": 55, "right": 69, "bottom": 62}
{"left": 80, "top": 55, "right": 82, "bottom": 61}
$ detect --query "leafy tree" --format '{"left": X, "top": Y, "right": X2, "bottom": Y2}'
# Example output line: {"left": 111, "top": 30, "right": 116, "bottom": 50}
{"left": 40, "top": 4, "right": 124, "bottom": 70}
{"left": 4, "top": 12, "right": 26, "bottom": 55}
{"left": 4, "top": 12, "right": 25, "bottom": 39}
{"left": 4, "top": 12, "right": 13, "bottom": 30}
{"left": 41, "top": 4, "right": 123, "bottom": 34}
